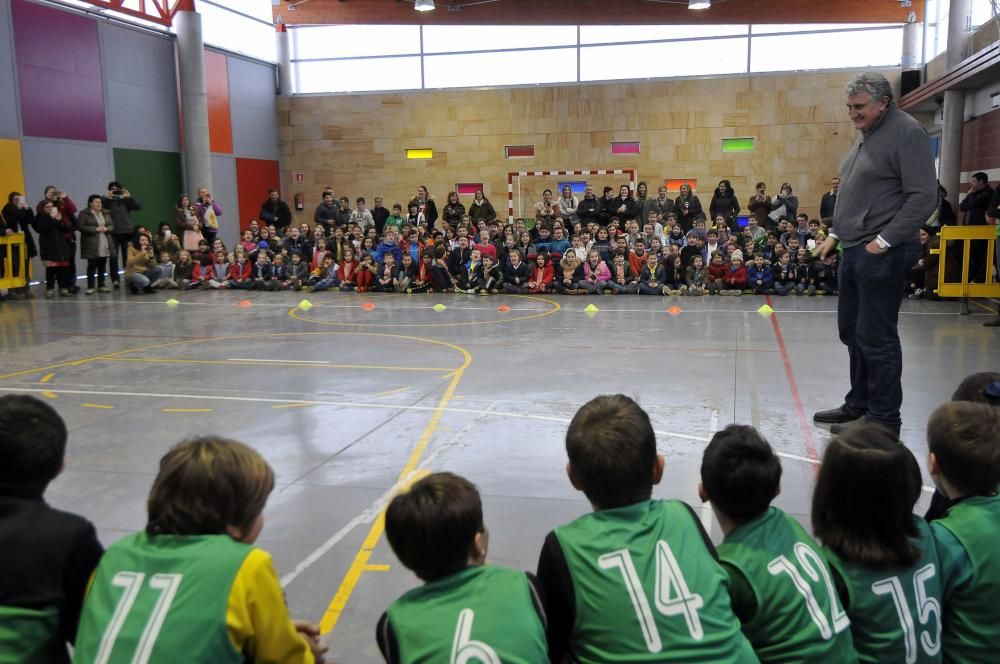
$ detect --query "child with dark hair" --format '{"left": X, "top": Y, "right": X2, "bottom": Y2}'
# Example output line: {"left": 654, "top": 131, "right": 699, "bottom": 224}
{"left": 702, "top": 424, "right": 856, "bottom": 663}
{"left": 527, "top": 252, "right": 554, "bottom": 294}
{"left": 0, "top": 395, "right": 104, "bottom": 663}
{"left": 373, "top": 253, "right": 398, "bottom": 293}
{"left": 309, "top": 256, "right": 340, "bottom": 293}
{"left": 537, "top": 395, "right": 755, "bottom": 663}
{"left": 407, "top": 252, "right": 433, "bottom": 293}
{"left": 662, "top": 254, "right": 687, "bottom": 295}
{"left": 686, "top": 254, "right": 707, "bottom": 296}
{"left": 284, "top": 251, "right": 310, "bottom": 290}
{"left": 74, "top": 437, "right": 325, "bottom": 663}
{"left": 707, "top": 250, "right": 727, "bottom": 295}
{"left": 772, "top": 253, "right": 797, "bottom": 296}
{"left": 746, "top": 254, "right": 773, "bottom": 295}
{"left": 502, "top": 248, "right": 530, "bottom": 293}
{"left": 607, "top": 252, "right": 638, "bottom": 294}
{"left": 479, "top": 254, "right": 502, "bottom": 294}
{"left": 926, "top": 401, "right": 1000, "bottom": 662}
{"left": 812, "top": 424, "right": 940, "bottom": 663}
{"left": 357, "top": 254, "right": 377, "bottom": 293}
{"left": 226, "top": 252, "right": 252, "bottom": 289}
{"left": 377, "top": 472, "right": 547, "bottom": 663}
{"left": 429, "top": 246, "right": 454, "bottom": 293}
{"left": 637, "top": 252, "right": 665, "bottom": 295}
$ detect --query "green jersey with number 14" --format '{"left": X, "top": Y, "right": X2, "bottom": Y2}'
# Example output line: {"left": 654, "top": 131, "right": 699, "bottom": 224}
{"left": 823, "top": 516, "right": 942, "bottom": 664}
{"left": 554, "top": 499, "right": 756, "bottom": 663}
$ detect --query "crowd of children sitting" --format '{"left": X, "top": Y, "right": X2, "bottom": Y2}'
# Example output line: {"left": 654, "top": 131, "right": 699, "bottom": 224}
{"left": 1, "top": 370, "right": 997, "bottom": 663}
{"left": 134, "top": 205, "right": 843, "bottom": 298}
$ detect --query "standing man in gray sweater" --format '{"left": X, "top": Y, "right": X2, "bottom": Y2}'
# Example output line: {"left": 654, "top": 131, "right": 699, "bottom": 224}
{"left": 814, "top": 72, "right": 937, "bottom": 437}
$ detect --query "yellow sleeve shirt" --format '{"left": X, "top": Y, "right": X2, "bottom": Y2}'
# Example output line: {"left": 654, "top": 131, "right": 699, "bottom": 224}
{"left": 226, "top": 548, "right": 315, "bottom": 664}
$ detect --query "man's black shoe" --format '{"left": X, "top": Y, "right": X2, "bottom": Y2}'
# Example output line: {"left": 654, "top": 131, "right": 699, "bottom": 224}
{"left": 984, "top": 317, "right": 1000, "bottom": 327}
{"left": 830, "top": 418, "right": 901, "bottom": 438}
{"left": 813, "top": 405, "right": 865, "bottom": 424}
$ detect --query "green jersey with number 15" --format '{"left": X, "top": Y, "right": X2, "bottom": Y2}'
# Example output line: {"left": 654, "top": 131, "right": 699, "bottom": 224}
{"left": 823, "top": 516, "right": 942, "bottom": 664}
{"left": 554, "top": 499, "right": 757, "bottom": 663}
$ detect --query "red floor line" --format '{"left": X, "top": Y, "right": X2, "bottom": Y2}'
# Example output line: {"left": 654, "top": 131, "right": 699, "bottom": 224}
{"left": 764, "top": 295, "right": 821, "bottom": 472}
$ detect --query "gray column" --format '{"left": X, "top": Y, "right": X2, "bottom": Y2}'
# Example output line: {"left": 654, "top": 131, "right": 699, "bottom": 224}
{"left": 174, "top": 9, "right": 212, "bottom": 197}
{"left": 277, "top": 26, "right": 292, "bottom": 95}
{"left": 939, "top": 0, "right": 972, "bottom": 209}
{"left": 902, "top": 11, "right": 921, "bottom": 71}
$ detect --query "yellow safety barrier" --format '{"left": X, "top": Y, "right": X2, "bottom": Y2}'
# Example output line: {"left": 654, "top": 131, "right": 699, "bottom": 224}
{"left": 0, "top": 233, "right": 29, "bottom": 289}
{"left": 933, "top": 225, "right": 1000, "bottom": 299}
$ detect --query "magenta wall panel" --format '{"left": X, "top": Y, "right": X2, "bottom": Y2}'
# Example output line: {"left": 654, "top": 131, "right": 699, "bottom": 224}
{"left": 11, "top": 0, "right": 106, "bottom": 142}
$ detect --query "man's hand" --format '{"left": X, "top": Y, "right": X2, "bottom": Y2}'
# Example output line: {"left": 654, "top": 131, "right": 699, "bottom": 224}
{"left": 815, "top": 235, "right": 839, "bottom": 259}
{"left": 293, "top": 620, "right": 329, "bottom": 663}
{"left": 864, "top": 239, "right": 886, "bottom": 255}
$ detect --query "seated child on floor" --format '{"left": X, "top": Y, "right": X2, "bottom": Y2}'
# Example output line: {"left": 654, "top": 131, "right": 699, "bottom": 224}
{"left": 376, "top": 473, "right": 547, "bottom": 663}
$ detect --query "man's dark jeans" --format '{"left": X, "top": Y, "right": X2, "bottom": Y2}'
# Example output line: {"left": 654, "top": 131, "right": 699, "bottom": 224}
{"left": 837, "top": 240, "right": 920, "bottom": 429}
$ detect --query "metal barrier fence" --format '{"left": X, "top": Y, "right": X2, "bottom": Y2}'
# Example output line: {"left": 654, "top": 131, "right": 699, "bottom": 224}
{"left": 0, "top": 233, "right": 29, "bottom": 289}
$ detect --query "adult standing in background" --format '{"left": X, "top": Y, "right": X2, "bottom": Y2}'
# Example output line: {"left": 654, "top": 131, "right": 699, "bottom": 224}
{"left": 194, "top": 187, "right": 221, "bottom": 246}
{"left": 314, "top": 191, "right": 339, "bottom": 233}
{"left": 747, "top": 182, "right": 772, "bottom": 229}
{"left": 558, "top": 185, "right": 578, "bottom": 223}
{"left": 259, "top": 189, "right": 292, "bottom": 234}
{"left": 643, "top": 185, "right": 674, "bottom": 223}
{"left": 175, "top": 194, "right": 203, "bottom": 252}
{"left": 709, "top": 180, "right": 740, "bottom": 232}
{"left": 768, "top": 182, "right": 799, "bottom": 226}
{"left": 534, "top": 189, "right": 562, "bottom": 225}
{"left": 609, "top": 185, "right": 638, "bottom": 224}
{"left": 577, "top": 184, "right": 601, "bottom": 227}
{"left": 814, "top": 72, "right": 936, "bottom": 437}
{"left": 469, "top": 189, "right": 497, "bottom": 225}
{"left": 0, "top": 193, "right": 36, "bottom": 299}
{"left": 674, "top": 183, "right": 702, "bottom": 232}
{"left": 819, "top": 177, "right": 840, "bottom": 219}
{"left": 411, "top": 186, "right": 438, "bottom": 230}
{"left": 442, "top": 191, "right": 466, "bottom": 230}
{"left": 36, "top": 186, "right": 79, "bottom": 293}
{"left": 959, "top": 171, "right": 993, "bottom": 282}
{"left": 985, "top": 188, "right": 1000, "bottom": 327}
{"left": 78, "top": 195, "right": 113, "bottom": 294}
{"left": 33, "top": 199, "right": 77, "bottom": 297}
{"left": 103, "top": 181, "right": 141, "bottom": 289}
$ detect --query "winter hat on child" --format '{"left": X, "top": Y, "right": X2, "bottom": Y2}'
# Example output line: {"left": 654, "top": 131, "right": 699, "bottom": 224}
{"left": 731, "top": 249, "right": 744, "bottom": 262}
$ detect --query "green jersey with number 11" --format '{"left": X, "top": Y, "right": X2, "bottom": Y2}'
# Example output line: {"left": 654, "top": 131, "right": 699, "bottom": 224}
{"left": 554, "top": 499, "right": 756, "bottom": 663}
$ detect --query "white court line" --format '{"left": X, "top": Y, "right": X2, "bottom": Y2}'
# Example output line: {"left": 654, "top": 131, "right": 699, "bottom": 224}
{"left": 0, "top": 386, "right": 709, "bottom": 443}
{"left": 228, "top": 358, "right": 330, "bottom": 364}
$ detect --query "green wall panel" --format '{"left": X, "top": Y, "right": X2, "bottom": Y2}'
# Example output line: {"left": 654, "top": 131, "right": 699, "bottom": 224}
{"left": 112, "top": 148, "right": 183, "bottom": 232}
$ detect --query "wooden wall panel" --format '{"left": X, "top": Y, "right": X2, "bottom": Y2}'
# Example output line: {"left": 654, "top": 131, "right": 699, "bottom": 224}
{"left": 278, "top": 69, "right": 901, "bottom": 223}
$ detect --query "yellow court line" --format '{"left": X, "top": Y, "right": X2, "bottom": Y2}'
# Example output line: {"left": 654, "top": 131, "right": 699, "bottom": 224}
{"left": 271, "top": 402, "right": 318, "bottom": 410}
{"left": 42, "top": 391, "right": 57, "bottom": 399}
{"left": 80, "top": 403, "right": 114, "bottom": 410}
{"left": 363, "top": 564, "right": 391, "bottom": 572}
{"left": 972, "top": 300, "right": 998, "bottom": 315}
{"left": 370, "top": 386, "right": 410, "bottom": 398}
{"left": 40, "top": 373, "right": 55, "bottom": 383}
{"left": 318, "top": 343, "right": 470, "bottom": 635}
{"left": 100, "top": 357, "right": 457, "bottom": 372}
{"left": 161, "top": 408, "right": 214, "bottom": 413}
{"left": 289, "top": 294, "right": 561, "bottom": 328}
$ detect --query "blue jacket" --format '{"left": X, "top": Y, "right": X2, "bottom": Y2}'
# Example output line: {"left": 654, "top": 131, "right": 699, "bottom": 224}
{"left": 747, "top": 263, "right": 772, "bottom": 286}
{"left": 374, "top": 240, "right": 402, "bottom": 268}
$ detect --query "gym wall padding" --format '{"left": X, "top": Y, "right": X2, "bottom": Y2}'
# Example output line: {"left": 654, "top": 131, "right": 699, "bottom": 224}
{"left": 235, "top": 157, "right": 280, "bottom": 231}
{"left": 206, "top": 50, "right": 234, "bottom": 155}
{"left": 0, "top": 139, "right": 26, "bottom": 197}
{"left": 112, "top": 148, "right": 184, "bottom": 232}
{"left": 11, "top": 0, "right": 106, "bottom": 142}
{"left": 100, "top": 22, "right": 180, "bottom": 153}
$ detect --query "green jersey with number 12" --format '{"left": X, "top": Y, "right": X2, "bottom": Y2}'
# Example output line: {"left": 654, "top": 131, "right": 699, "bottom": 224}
{"left": 554, "top": 499, "right": 756, "bottom": 663}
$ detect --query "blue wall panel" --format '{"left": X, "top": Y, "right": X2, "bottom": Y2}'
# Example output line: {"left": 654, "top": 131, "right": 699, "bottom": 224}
{"left": 228, "top": 56, "right": 279, "bottom": 160}
{"left": 100, "top": 23, "right": 180, "bottom": 151}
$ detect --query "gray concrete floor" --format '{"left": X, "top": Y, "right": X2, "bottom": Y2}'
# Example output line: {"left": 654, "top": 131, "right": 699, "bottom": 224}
{"left": 1, "top": 288, "right": 997, "bottom": 661}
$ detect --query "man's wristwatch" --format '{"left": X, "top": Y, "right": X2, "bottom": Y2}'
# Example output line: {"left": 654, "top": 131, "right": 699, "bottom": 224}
{"left": 874, "top": 236, "right": 890, "bottom": 251}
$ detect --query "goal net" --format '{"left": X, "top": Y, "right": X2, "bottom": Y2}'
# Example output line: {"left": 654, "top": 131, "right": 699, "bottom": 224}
{"left": 507, "top": 169, "right": 637, "bottom": 225}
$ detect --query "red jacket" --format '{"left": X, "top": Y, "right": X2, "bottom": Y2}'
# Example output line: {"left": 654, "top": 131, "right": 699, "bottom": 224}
{"left": 628, "top": 251, "right": 648, "bottom": 275}
{"left": 339, "top": 258, "right": 359, "bottom": 283}
{"left": 722, "top": 264, "right": 747, "bottom": 287}
{"left": 707, "top": 261, "right": 728, "bottom": 283}
{"left": 529, "top": 263, "right": 554, "bottom": 292}
{"left": 228, "top": 261, "right": 252, "bottom": 281}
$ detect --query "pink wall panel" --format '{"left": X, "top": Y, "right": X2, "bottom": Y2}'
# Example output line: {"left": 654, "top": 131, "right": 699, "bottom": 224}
{"left": 11, "top": 0, "right": 106, "bottom": 141}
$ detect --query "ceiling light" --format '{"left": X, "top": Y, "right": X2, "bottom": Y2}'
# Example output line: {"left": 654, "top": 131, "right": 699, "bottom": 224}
{"left": 415, "top": 0, "right": 435, "bottom": 10}
{"left": 689, "top": 0, "right": 710, "bottom": 8}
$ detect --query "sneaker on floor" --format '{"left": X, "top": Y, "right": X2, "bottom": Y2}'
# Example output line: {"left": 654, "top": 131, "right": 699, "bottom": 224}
{"left": 45, "top": 289, "right": 55, "bottom": 299}
{"left": 98, "top": 287, "right": 111, "bottom": 293}
{"left": 59, "top": 289, "right": 71, "bottom": 296}
{"left": 813, "top": 404, "right": 865, "bottom": 424}
{"left": 85, "top": 288, "right": 95, "bottom": 295}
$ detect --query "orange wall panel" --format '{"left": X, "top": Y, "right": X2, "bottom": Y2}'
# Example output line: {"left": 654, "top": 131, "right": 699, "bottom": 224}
{"left": 205, "top": 50, "right": 233, "bottom": 154}
{"left": 236, "top": 158, "right": 281, "bottom": 231}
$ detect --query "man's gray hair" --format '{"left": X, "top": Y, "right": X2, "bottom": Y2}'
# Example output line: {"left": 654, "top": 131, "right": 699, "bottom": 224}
{"left": 845, "top": 72, "right": 895, "bottom": 104}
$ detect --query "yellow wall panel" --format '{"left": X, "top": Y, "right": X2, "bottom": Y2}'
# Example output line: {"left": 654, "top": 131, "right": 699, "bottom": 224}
{"left": 0, "top": 139, "right": 26, "bottom": 200}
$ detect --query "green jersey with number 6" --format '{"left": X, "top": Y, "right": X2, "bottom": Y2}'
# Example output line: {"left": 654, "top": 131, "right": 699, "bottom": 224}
{"left": 384, "top": 565, "right": 547, "bottom": 663}
{"left": 932, "top": 494, "right": 1000, "bottom": 663}
{"left": 554, "top": 499, "right": 757, "bottom": 663}
{"left": 718, "top": 507, "right": 857, "bottom": 663}
{"left": 73, "top": 533, "right": 252, "bottom": 664}
{"left": 823, "top": 516, "right": 942, "bottom": 664}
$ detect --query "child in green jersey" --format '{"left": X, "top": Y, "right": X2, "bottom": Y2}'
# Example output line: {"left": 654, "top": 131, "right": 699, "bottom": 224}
{"left": 0, "top": 395, "right": 104, "bottom": 664}
{"left": 700, "top": 425, "right": 857, "bottom": 663}
{"left": 926, "top": 402, "right": 1000, "bottom": 663}
{"left": 536, "top": 394, "right": 756, "bottom": 664}
{"left": 377, "top": 472, "right": 548, "bottom": 664}
{"left": 812, "top": 423, "right": 941, "bottom": 663}
{"left": 73, "top": 437, "right": 326, "bottom": 664}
